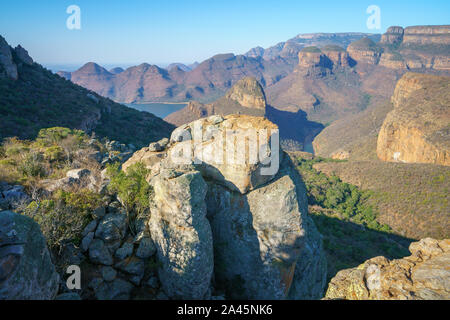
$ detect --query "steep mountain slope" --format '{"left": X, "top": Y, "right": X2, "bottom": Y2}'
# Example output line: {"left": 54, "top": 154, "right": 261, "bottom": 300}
{"left": 0, "top": 35, "right": 175, "bottom": 147}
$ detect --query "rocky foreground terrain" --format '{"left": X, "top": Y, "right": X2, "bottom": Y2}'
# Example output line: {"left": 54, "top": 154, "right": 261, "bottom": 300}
{"left": 1, "top": 115, "right": 328, "bottom": 300}
{"left": 0, "top": 115, "right": 448, "bottom": 300}
{"left": 325, "top": 238, "right": 450, "bottom": 300}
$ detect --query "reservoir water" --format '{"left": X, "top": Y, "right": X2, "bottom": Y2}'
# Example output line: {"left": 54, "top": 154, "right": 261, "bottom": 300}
{"left": 125, "top": 103, "right": 187, "bottom": 119}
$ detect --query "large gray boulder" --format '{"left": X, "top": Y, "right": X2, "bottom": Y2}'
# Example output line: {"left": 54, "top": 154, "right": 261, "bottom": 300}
{"left": 0, "top": 211, "right": 59, "bottom": 299}
{"left": 126, "top": 114, "right": 327, "bottom": 299}
{"left": 206, "top": 156, "right": 326, "bottom": 299}
{"left": 149, "top": 169, "right": 214, "bottom": 299}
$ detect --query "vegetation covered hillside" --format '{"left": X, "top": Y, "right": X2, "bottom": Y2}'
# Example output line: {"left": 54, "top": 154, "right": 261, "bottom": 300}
{"left": 290, "top": 153, "right": 411, "bottom": 282}
{"left": 314, "top": 160, "right": 449, "bottom": 240}
{"left": 0, "top": 38, "right": 175, "bottom": 147}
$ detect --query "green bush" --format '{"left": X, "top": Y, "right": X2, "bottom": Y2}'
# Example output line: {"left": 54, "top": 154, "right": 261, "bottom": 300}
{"left": 296, "top": 157, "right": 390, "bottom": 232}
{"left": 107, "top": 162, "right": 152, "bottom": 233}
{"left": 18, "top": 152, "right": 46, "bottom": 178}
{"left": 22, "top": 189, "right": 101, "bottom": 250}
{"left": 36, "top": 127, "right": 86, "bottom": 147}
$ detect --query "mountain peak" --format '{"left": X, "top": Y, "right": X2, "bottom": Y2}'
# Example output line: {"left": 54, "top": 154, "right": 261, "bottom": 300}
{"left": 76, "top": 62, "right": 111, "bottom": 75}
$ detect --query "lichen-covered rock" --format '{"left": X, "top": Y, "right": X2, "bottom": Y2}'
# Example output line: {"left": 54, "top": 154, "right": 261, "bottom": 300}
{"left": 95, "top": 212, "right": 127, "bottom": 251}
{"left": 0, "top": 211, "right": 59, "bottom": 299}
{"left": 88, "top": 239, "right": 113, "bottom": 266}
{"left": 377, "top": 73, "right": 450, "bottom": 166}
{"left": 94, "top": 278, "right": 134, "bottom": 300}
{"left": 325, "top": 238, "right": 450, "bottom": 300}
{"left": 126, "top": 114, "right": 326, "bottom": 300}
{"left": 125, "top": 114, "right": 281, "bottom": 194}
{"left": 206, "top": 155, "right": 326, "bottom": 299}
{"left": 149, "top": 169, "right": 214, "bottom": 299}
{"left": 0, "top": 183, "right": 30, "bottom": 210}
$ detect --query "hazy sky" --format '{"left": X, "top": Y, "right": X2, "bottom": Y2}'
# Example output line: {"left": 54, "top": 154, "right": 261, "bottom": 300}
{"left": 0, "top": 0, "right": 449, "bottom": 66}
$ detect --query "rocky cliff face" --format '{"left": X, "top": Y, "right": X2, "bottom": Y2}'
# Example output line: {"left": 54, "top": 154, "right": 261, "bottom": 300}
{"left": 123, "top": 115, "right": 327, "bottom": 299}
{"left": 164, "top": 77, "right": 266, "bottom": 127}
{"left": 0, "top": 35, "right": 18, "bottom": 80}
{"left": 403, "top": 25, "right": 450, "bottom": 45}
{"left": 347, "top": 38, "right": 382, "bottom": 65}
{"left": 380, "top": 26, "right": 405, "bottom": 45}
{"left": 377, "top": 73, "right": 450, "bottom": 166}
{"left": 224, "top": 77, "right": 266, "bottom": 109}
{"left": 325, "top": 238, "right": 450, "bottom": 300}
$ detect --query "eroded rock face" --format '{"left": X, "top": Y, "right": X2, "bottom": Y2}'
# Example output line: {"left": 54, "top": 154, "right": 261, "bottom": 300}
{"left": 125, "top": 114, "right": 327, "bottom": 299}
{"left": 0, "top": 36, "right": 18, "bottom": 80}
{"left": 14, "top": 45, "right": 33, "bottom": 65}
{"left": 325, "top": 238, "right": 450, "bottom": 300}
{"left": 0, "top": 211, "right": 59, "bottom": 299}
{"left": 149, "top": 169, "right": 214, "bottom": 299}
{"left": 225, "top": 77, "right": 266, "bottom": 109}
{"left": 347, "top": 38, "right": 382, "bottom": 65}
{"left": 380, "top": 26, "right": 404, "bottom": 45}
{"left": 206, "top": 156, "right": 326, "bottom": 299}
{"left": 321, "top": 46, "right": 350, "bottom": 68}
{"left": 403, "top": 25, "right": 450, "bottom": 45}
{"left": 377, "top": 73, "right": 450, "bottom": 166}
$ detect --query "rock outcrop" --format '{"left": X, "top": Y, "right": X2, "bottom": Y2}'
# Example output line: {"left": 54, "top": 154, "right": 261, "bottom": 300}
{"left": 14, "top": 45, "right": 33, "bottom": 65}
{"left": 164, "top": 77, "right": 267, "bottom": 127}
{"left": 123, "top": 114, "right": 327, "bottom": 300}
{"left": 224, "top": 77, "right": 266, "bottom": 109}
{"left": 325, "top": 238, "right": 450, "bottom": 300}
{"left": 0, "top": 211, "right": 60, "bottom": 299}
{"left": 321, "top": 45, "right": 350, "bottom": 68}
{"left": 0, "top": 35, "right": 18, "bottom": 80}
{"left": 377, "top": 73, "right": 450, "bottom": 166}
{"left": 347, "top": 37, "right": 382, "bottom": 65}
{"left": 149, "top": 169, "right": 214, "bottom": 299}
{"left": 403, "top": 25, "right": 450, "bottom": 45}
{"left": 297, "top": 47, "right": 333, "bottom": 77}
{"left": 380, "top": 26, "right": 405, "bottom": 45}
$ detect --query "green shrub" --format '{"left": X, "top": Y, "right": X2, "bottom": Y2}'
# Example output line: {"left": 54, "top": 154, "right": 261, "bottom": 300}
{"left": 107, "top": 162, "right": 152, "bottom": 233}
{"left": 36, "top": 127, "right": 86, "bottom": 146}
{"left": 22, "top": 189, "right": 101, "bottom": 250}
{"left": 296, "top": 157, "right": 390, "bottom": 232}
{"left": 18, "top": 152, "right": 46, "bottom": 178}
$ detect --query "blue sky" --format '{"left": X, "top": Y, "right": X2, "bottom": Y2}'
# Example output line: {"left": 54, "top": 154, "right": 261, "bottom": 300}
{"left": 0, "top": 0, "right": 449, "bottom": 67}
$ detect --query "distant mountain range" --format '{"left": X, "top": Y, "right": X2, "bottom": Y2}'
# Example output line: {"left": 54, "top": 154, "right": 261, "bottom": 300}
{"left": 56, "top": 26, "right": 449, "bottom": 127}
{"left": 57, "top": 32, "right": 382, "bottom": 104}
